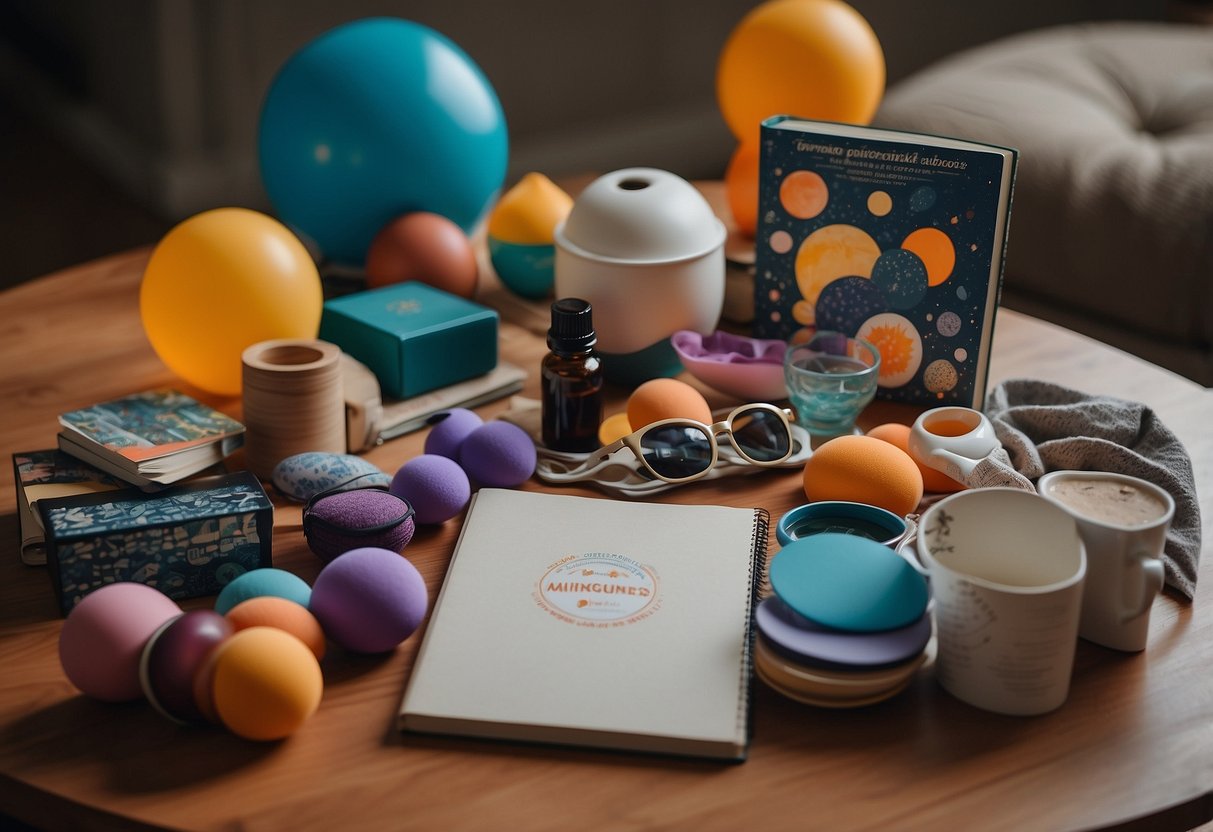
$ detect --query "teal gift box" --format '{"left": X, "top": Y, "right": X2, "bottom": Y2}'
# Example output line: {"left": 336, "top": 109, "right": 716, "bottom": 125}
{"left": 320, "top": 282, "right": 499, "bottom": 399}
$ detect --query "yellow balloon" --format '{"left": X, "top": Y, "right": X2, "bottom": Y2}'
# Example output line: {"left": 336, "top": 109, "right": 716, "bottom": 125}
{"left": 717, "top": 0, "right": 886, "bottom": 143}
{"left": 140, "top": 208, "right": 322, "bottom": 396}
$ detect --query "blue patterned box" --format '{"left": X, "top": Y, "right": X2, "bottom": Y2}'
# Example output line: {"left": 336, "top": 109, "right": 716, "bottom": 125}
{"left": 319, "top": 281, "right": 498, "bottom": 399}
{"left": 38, "top": 471, "right": 273, "bottom": 615}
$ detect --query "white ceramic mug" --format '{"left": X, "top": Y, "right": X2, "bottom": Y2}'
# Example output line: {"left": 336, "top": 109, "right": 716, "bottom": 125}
{"left": 917, "top": 488, "right": 1086, "bottom": 716}
{"left": 908, "top": 406, "right": 1000, "bottom": 483}
{"left": 1038, "top": 471, "right": 1172, "bottom": 652}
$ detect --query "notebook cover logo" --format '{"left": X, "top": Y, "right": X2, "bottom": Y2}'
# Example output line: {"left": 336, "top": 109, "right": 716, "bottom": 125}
{"left": 535, "top": 553, "right": 660, "bottom": 627}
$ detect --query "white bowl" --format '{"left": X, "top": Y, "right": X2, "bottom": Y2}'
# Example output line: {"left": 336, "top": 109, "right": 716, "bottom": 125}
{"left": 555, "top": 168, "right": 726, "bottom": 355}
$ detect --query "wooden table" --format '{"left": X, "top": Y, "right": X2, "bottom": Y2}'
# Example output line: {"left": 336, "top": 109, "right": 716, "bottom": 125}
{"left": 2, "top": 242, "right": 1212, "bottom": 831}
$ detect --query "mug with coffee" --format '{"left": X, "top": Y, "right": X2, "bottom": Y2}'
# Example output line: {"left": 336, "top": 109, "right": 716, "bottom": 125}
{"left": 1038, "top": 471, "right": 1173, "bottom": 652}
{"left": 917, "top": 488, "right": 1086, "bottom": 716}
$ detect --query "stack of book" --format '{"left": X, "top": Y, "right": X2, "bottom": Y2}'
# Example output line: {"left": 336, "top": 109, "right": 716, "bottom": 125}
{"left": 13, "top": 389, "right": 245, "bottom": 566}
{"left": 56, "top": 389, "right": 245, "bottom": 487}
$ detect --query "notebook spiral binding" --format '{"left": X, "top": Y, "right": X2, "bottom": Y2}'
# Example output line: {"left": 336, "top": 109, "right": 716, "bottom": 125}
{"left": 739, "top": 507, "right": 771, "bottom": 752}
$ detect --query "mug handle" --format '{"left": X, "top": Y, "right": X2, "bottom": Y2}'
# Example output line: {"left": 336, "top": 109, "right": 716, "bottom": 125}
{"left": 1125, "top": 554, "right": 1165, "bottom": 622}
{"left": 894, "top": 514, "right": 929, "bottom": 576}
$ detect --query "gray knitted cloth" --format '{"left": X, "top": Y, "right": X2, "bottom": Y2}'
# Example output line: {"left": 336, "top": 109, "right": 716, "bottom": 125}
{"left": 984, "top": 379, "right": 1201, "bottom": 600}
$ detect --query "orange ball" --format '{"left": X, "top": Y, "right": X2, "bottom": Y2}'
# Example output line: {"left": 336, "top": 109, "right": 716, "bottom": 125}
{"left": 627, "top": 378, "right": 713, "bottom": 431}
{"left": 725, "top": 142, "right": 760, "bottom": 237}
{"left": 365, "top": 212, "right": 478, "bottom": 297}
{"left": 225, "top": 596, "right": 327, "bottom": 661}
{"left": 210, "top": 627, "right": 323, "bottom": 741}
{"left": 866, "top": 423, "right": 966, "bottom": 494}
{"left": 717, "top": 0, "right": 885, "bottom": 143}
{"left": 802, "top": 434, "right": 923, "bottom": 516}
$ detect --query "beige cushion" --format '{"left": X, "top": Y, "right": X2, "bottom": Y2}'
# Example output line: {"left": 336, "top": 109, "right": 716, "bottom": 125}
{"left": 876, "top": 23, "right": 1213, "bottom": 378}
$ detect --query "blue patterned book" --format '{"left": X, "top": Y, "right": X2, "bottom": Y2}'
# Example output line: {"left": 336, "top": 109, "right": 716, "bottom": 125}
{"left": 753, "top": 117, "right": 1016, "bottom": 409}
{"left": 38, "top": 471, "right": 273, "bottom": 614}
{"left": 57, "top": 389, "right": 244, "bottom": 487}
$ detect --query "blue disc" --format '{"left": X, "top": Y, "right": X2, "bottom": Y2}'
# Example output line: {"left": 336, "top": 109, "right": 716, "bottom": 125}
{"left": 768, "top": 533, "right": 929, "bottom": 632}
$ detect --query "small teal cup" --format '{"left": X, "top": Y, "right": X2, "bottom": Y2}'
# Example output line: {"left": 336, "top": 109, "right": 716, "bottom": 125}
{"left": 777, "top": 501, "right": 908, "bottom": 548}
{"left": 783, "top": 332, "right": 880, "bottom": 436}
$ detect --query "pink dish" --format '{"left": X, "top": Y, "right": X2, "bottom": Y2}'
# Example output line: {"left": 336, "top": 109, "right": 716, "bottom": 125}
{"left": 671, "top": 330, "right": 788, "bottom": 402}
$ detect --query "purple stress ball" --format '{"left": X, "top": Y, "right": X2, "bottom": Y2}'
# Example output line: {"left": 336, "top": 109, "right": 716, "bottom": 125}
{"left": 423, "top": 408, "right": 484, "bottom": 460}
{"left": 140, "top": 609, "right": 234, "bottom": 723}
{"left": 303, "top": 487, "right": 416, "bottom": 563}
{"left": 309, "top": 547, "right": 429, "bottom": 653}
{"left": 459, "top": 420, "right": 537, "bottom": 488}
{"left": 390, "top": 454, "right": 471, "bottom": 524}
{"left": 59, "top": 582, "right": 183, "bottom": 702}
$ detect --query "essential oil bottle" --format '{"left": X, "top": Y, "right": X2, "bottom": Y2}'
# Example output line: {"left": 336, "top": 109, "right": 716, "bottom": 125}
{"left": 542, "top": 298, "right": 604, "bottom": 452}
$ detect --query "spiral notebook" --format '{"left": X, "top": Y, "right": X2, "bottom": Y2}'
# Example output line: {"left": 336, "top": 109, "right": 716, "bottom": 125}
{"left": 399, "top": 489, "right": 768, "bottom": 760}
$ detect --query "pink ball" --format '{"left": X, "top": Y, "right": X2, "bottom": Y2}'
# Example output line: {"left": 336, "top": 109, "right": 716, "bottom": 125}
{"left": 423, "top": 408, "right": 483, "bottom": 460}
{"left": 59, "top": 583, "right": 183, "bottom": 702}
{"left": 310, "top": 547, "right": 429, "bottom": 653}
{"left": 390, "top": 454, "right": 471, "bottom": 524}
{"left": 459, "top": 420, "right": 537, "bottom": 488}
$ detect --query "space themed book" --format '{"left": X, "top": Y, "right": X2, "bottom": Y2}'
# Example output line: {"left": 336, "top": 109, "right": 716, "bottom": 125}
{"left": 753, "top": 116, "right": 1016, "bottom": 409}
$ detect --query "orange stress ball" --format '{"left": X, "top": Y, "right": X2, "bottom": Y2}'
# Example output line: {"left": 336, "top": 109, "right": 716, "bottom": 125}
{"left": 365, "top": 212, "right": 478, "bottom": 297}
{"left": 866, "top": 422, "right": 965, "bottom": 494}
{"left": 802, "top": 434, "right": 923, "bottom": 517}
{"left": 210, "top": 627, "right": 323, "bottom": 741}
{"left": 627, "top": 378, "right": 713, "bottom": 431}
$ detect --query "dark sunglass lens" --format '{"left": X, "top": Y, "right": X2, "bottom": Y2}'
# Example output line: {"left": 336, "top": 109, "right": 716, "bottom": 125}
{"left": 732, "top": 409, "right": 790, "bottom": 461}
{"left": 639, "top": 425, "right": 713, "bottom": 480}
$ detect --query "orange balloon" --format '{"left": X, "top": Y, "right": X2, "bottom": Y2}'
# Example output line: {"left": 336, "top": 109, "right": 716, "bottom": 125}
{"left": 725, "top": 142, "right": 760, "bottom": 237}
{"left": 140, "top": 208, "right": 322, "bottom": 396}
{"left": 717, "top": 0, "right": 885, "bottom": 143}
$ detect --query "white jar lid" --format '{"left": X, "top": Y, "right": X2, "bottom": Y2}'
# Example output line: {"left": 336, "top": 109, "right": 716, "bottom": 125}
{"left": 555, "top": 168, "right": 725, "bottom": 264}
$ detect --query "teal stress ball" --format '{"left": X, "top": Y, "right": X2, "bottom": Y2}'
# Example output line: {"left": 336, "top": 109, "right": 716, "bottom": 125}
{"left": 214, "top": 568, "right": 312, "bottom": 615}
{"left": 769, "top": 534, "right": 929, "bottom": 633}
{"left": 487, "top": 173, "right": 572, "bottom": 298}
{"left": 258, "top": 17, "right": 508, "bottom": 265}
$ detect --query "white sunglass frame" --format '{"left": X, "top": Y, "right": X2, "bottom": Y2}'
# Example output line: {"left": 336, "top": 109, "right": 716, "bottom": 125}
{"left": 589, "top": 403, "right": 795, "bottom": 484}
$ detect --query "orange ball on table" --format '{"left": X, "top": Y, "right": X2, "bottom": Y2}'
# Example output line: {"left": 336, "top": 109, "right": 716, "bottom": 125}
{"left": 225, "top": 596, "right": 327, "bottom": 661}
{"left": 802, "top": 434, "right": 923, "bottom": 517}
{"left": 866, "top": 422, "right": 965, "bottom": 494}
{"left": 365, "top": 212, "right": 478, "bottom": 297}
{"left": 210, "top": 627, "right": 323, "bottom": 741}
{"left": 627, "top": 378, "right": 714, "bottom": 430}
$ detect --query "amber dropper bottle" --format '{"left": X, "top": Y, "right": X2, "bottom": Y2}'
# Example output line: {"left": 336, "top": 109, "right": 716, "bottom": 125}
{"left": 542, "top": 298, "right": 604, "bottom": 452}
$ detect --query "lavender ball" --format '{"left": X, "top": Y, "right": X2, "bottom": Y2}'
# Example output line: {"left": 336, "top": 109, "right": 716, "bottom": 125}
{"left": 304, "top": 488, "right": 416, "bottom": 563}
{"left": 310, "top": 547, "right": 428, "bottom": 653}
{"left": 459, "top": 421, "right": 537, "bottom": 488}
{"left": 423, "top": 408, "right": 484, "bottom": 460}
{"left": 390, "top": 454, "right": 471, "bottom": 524}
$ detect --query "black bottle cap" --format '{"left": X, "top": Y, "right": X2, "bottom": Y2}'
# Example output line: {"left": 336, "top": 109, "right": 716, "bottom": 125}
{"left": 547, "top": 298, "right": 598, "bottom": 353}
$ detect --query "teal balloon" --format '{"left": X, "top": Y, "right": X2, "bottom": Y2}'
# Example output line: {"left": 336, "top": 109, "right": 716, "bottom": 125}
{"left": 258, "top": 18, "right": 508, "bottom": 265}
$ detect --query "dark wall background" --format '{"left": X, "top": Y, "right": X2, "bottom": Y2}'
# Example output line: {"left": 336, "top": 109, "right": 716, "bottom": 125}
{"left": 0, "top": 0, "right": 1173, "bottom": 291}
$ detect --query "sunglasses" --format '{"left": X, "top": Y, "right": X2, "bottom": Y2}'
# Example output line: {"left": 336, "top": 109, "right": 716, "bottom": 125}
{"left": 587, "top": 403, "right": 795, "bottom": 483}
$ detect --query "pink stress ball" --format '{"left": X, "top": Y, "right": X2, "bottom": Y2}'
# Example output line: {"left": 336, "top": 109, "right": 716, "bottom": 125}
{"left": 459, "top": 421, "right": 537, "bottom": 488}
{"left": 390, "top": 454, "right": 471, "bottom": 524}
{"left": 365, "top": 212, "right": 478, "bottom": 298}
{"left": 59, "top": 582, "right": 183, "bottom": 702}
{"left": 310, "top": 547, "right": 429, "bottom": 653}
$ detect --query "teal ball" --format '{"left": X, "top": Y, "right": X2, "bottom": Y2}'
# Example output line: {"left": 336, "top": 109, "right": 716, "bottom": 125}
{"left": 489, "top": 237, "right": 556, "bottom": 299}
{"left": 215, "top": 568, "right": 312, "bottom": 615}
